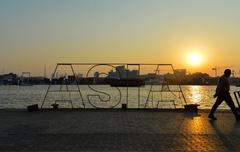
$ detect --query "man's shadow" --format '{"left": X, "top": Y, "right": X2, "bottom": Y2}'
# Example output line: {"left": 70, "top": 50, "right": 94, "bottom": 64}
{"left": 209, "top": 118, "right": 240, "bottom": 151}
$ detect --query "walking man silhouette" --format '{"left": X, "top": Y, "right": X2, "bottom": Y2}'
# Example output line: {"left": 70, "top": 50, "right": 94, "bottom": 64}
{"left": 208, "top": 69, "right": 240, "bottom": 120}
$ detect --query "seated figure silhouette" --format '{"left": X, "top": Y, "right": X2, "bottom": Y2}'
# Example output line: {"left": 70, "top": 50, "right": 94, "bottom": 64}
{"left": 208, "top": 69, "right": 240, "bottom": 121}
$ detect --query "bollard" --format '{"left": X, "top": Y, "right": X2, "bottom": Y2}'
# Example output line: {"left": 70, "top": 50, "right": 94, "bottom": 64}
{"left": 184, "top": 104, "right": 200, "bottom": 112}
{"left": 122, "top": 104, "right": 127, "bottom": 110}
{"left": 51, "top": 103, "right": 59, "bottom": 110}
{"left": 27, "top": 104, "right": 39, "bottom": 112}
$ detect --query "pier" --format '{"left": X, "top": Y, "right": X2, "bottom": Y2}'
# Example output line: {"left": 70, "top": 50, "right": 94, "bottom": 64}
{"left": 1, "top": 109, "right": 240, "bottom": 151}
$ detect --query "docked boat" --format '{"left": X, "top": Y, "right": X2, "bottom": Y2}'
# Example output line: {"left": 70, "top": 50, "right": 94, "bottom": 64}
{"left": 109, "top": 79, "right": 145, "bottom": 87}
{"left": 236, "top": 82, "right": 240, "bottom": 87}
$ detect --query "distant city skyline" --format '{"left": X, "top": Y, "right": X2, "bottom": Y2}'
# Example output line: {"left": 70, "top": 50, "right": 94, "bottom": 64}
{"left": 1, "top": 65, "right": 240, "bottom": 78}
{"left": 1, "top": 0, "right": 240, "bottom": 76}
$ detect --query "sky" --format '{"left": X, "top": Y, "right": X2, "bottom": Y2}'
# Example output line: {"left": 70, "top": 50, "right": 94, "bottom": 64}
{"left": 0, "top": 0, "right": 240, "bottom": 76}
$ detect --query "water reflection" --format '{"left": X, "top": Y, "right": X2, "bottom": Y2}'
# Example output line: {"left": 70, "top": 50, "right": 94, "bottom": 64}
{"left": 176, "top": 116, "right": 224, "bottom": 151}
{"left": 188, "top": 86, "right": 203, "bottom": 104}
{"left": 0, "top": 85, "right": 238, "bottom": 109}
{"left": 183, "top": 85, "right": 217, "bottom": 109}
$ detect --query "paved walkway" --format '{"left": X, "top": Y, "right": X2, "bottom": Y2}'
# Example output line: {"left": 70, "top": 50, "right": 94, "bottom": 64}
{"left": 0, "top": 109, "right": 240, "bottom": 151}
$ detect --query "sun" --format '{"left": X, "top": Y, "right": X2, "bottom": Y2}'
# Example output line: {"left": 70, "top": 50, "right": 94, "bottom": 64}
{"left": 188, "top": 52, "right": 202, "bottom": 66}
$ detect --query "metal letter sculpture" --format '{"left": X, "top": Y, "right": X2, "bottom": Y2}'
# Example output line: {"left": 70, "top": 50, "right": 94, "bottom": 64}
{"left": 41, "top": 63, "right": 187, "bottom": 109}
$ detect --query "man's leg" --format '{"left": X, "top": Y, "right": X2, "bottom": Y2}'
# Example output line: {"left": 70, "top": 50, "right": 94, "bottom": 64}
{"left": 224, "top": 94, "right": 239, "bottom": 119}
{"left": 208, "top": 97, "right": 223, "bottom": 119}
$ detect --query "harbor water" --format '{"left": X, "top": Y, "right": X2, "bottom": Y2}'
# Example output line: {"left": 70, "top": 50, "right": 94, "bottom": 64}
{"left": 0, "top": 85, "right": 240, "bottom": 109}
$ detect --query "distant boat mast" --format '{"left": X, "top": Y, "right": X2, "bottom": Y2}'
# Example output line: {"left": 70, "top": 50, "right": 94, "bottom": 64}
{"left": 1, "top": 67, "right": 5, "bottom": 74}
{"left": 44, "top": 64, "right": 47, "bottom": 78}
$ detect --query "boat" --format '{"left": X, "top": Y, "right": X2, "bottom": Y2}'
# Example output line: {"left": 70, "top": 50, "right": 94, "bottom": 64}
{"left": 236, "top": 82, "right": 240, "bottom": 87}
{"left": 235, "top": 78, "right": 240, "bottom": 87}
{"left": 19, "top": 72, "right": 33, "bottom": 86}
{"left": 109, "top": 79, "right": 145, "bottom": 87}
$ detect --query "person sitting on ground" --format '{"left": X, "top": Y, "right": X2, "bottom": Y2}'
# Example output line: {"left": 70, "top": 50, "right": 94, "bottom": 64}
{"left": 208, "top": 69, "right": 240, "bottom": 121}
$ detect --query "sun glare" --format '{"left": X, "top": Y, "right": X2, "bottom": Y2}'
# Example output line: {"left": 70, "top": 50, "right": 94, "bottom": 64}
{"left": 188, "top": 52, "right": 202, "bottom": 66}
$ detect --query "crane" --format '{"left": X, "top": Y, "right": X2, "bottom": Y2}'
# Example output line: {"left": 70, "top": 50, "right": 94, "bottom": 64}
{"left": 212, "top": 65, "right": 235, "bottom": 77}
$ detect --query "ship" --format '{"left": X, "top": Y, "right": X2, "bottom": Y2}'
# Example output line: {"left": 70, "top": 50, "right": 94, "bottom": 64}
{"left": 109, "top": 79, "right": 145, "bottom": 87}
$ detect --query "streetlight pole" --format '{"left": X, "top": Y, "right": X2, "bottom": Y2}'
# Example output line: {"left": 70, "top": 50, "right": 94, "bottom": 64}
{"left": 212, "top": 67, "right": 217, "bottom": 77}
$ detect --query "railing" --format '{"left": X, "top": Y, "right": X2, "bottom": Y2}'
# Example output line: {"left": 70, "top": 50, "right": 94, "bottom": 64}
{"left": 233, "top": 91, "right": 240, "bottom": 108}
{"left": 41, "top": 63, "right": 187, "bottom": 109}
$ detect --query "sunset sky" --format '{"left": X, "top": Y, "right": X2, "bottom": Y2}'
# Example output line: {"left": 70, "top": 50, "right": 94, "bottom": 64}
{"left": 0, "top": 0, "right": 240, "bottom": 76}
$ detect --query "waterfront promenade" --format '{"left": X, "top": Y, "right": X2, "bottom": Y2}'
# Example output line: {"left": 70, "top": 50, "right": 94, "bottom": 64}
{"left": 1, "top": 109, "right": 240, "bottom": 151}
